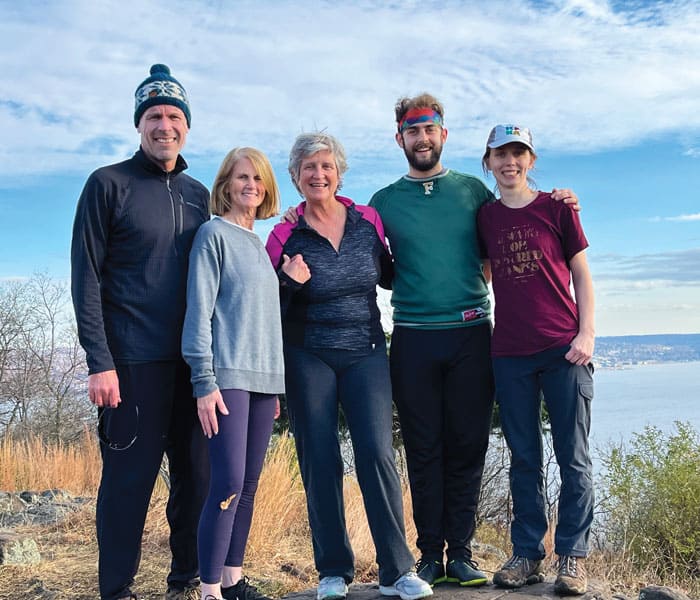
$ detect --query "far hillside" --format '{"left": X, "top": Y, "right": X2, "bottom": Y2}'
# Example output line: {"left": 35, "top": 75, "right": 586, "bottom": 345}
{"left": 594, "top": 333, "right": 700, "bottom": 367}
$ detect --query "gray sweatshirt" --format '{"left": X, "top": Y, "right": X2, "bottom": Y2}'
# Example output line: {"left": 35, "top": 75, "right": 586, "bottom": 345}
{"left": 182, "top": 216, "right": 285, "bottom": 398}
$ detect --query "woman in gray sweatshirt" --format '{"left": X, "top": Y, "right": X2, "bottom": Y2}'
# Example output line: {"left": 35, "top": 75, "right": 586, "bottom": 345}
{"left": 182, "top": 147, "right": 287, "bottom": 600}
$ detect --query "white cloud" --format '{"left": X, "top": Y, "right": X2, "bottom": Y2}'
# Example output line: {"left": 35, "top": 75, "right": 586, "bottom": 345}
{"left": 591, "top": 247, "right": 700, "bottom": 287}
{"left": 647, "top": 213, "right": 700, "bottom": 222}
{"left": 665, "top": 213, "right": 700, "bottom": 222}
{"left": 2, "top": 0, "right": 700, "bottom": 180}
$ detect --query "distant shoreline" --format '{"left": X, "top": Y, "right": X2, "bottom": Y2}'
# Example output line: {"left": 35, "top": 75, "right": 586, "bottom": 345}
{"left": 595, "top": 358, "right": 700, "bottom": 370}
{"left": 593, "top": 333, "right": 700, "bottom": 368}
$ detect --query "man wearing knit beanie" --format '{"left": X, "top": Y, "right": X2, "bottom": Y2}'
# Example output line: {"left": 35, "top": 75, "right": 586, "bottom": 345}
{"left": 71, "top": 64, "right": 209, "bottom": 600}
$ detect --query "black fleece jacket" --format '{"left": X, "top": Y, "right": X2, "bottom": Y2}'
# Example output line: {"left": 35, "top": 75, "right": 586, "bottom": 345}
{"left": 71, "top": 148, "right": 209, "bottom": 374}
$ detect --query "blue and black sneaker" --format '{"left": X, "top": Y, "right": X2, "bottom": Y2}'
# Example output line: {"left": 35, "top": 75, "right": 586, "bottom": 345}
{"left": 445, "top": 559, "right": 488, "bottom": 587}
{"left": 415, "top": 557, "right": 446, "bottom": 586}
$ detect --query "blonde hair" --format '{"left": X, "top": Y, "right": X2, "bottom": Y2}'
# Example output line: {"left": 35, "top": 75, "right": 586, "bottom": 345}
{"left": 211, "top": 147, "right": 280, "bottom": 219}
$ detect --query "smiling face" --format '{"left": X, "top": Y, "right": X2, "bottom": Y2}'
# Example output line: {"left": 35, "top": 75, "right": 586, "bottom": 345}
{"left": 396, "top": 121, "right": 448, "bottom": 177}
{"left": 137, "top": 104, "right": 189, "bottom": 172}
{"left": 226, "top": 157, "right": 267, "bottom": 216}
{"left": 486, "top": 142, "right": 536, "bottom": 192}
{"left": 297, "top": 150, "right": 339, "bottom": 204}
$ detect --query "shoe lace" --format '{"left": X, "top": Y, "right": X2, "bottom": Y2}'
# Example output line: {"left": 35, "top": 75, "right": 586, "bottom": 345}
{"left": 184, "top": 588, "right": 200, "bottom": 600}
{"left": 503, "top": 555, "right": 527, "bottom": 569}
{"left": 415, "top": 558, "right": 433, "bottom": 571}
{"left": 465, "top": 558, "right": 480, "bottom": 569}
{"left": 559, "top": 556, "right": 579, "bottom": 577}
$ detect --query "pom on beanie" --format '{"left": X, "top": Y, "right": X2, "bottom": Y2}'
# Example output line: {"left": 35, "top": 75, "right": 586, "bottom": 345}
{"left": 134, "top": 64, "right": 191, "bottom": 127}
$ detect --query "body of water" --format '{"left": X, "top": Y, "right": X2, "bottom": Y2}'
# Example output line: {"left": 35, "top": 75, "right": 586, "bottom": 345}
{"left": 590, "top": 360, "right": 700, "bottom": 451}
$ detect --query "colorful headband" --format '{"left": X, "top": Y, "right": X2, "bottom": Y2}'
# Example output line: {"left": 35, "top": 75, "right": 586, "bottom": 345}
{"left": 398, "top": 108, "right": 443, "bottom": 133}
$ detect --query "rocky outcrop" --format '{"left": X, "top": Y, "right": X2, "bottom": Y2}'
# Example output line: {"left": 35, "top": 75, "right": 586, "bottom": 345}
{"left": 0, "top": 490, "right": 90, "bottom": 528}
{"left": 0, "top": 491, "right": 696, "bottom": 600}
{"left": 284, "top": 580, "right": 612, "bottom": 600}
{"left": 0, "top": 489, "right": 91, "bottom": 566}
{"left": 639, "top": 586, "right": 692, "bottom": 600}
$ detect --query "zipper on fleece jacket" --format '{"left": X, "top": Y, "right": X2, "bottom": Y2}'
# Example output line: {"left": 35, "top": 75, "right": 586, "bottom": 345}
{"left": 165, "top": 173, "right": 184, "bottom": 254}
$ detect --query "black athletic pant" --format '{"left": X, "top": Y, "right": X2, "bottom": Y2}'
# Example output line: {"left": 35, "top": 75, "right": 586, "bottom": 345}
{"left": 96, "top": 360, "right": 209, "bottom": 600}
{"left": 390, "top": 323, "right": 494, "bottom": 562}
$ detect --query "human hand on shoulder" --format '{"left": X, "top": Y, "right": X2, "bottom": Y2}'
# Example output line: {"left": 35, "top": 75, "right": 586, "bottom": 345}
{"left": 280, "top": 206, "right": 299, "bottom": 224}
{"left": 88, "top": 370, "right": 121, "bottom": 408}
{"left": 281, "top": 253, "right": 311, "bottom": 284}
{"left": 551, "top": 188, "right": 581, "bottom": 211}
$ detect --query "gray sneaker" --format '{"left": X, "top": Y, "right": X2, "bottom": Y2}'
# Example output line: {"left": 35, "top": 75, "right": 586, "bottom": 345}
{"left": 379, "top": 571, "right": 433, "bottom": 600}
{"left": 317, "top": 576, "right": 348, "bottom": 600}
{"left": 493, "top": 555, "right": 545, "bottom": 588}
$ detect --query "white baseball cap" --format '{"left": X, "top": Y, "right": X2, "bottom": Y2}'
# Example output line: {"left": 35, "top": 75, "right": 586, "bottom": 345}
{"left": 486, "top": 124, "right": 534, "bottom": 151}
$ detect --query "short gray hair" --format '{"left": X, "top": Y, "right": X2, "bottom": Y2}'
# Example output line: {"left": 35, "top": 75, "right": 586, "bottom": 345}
{"left": 288, "top": 132, "right": 348, "bottom": 196}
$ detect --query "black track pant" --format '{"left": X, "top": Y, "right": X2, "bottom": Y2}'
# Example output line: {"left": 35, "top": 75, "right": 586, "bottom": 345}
{"left": 390, "top": 323, "right": 494, "bottom": 561}
{"left": 96, "top": 360, "right": 209, "bottom": 600}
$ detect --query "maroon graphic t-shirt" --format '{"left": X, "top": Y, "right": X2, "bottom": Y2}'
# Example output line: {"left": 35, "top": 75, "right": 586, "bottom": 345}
{"left": 477, "top": 192, "right": 588, "bottom": 357}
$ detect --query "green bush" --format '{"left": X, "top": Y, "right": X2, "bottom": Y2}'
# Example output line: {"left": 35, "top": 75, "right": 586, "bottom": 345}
{"left": 599, "top": 421, "right": 700, "bottom": 582}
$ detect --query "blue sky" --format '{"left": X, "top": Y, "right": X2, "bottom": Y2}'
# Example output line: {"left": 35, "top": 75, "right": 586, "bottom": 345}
{"left": 1, "top": 0, "right": 699, "bottom": 336}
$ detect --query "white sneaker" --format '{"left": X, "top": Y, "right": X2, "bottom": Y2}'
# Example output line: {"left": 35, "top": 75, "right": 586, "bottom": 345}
{"left": 317, "top": 576, "right": 348, "bottom": 600}
{"left": 379, "top": 571, "right": 433, "bottom": 600}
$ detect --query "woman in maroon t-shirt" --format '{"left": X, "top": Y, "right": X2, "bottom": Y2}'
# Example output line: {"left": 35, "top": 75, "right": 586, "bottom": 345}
{"left": 477, "top": 124, "right": 595, "bottom": 596}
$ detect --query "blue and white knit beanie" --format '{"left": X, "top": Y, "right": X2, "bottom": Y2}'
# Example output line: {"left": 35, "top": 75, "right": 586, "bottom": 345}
{"left": 134, "top": 64, "right": 191, "bottom": 127}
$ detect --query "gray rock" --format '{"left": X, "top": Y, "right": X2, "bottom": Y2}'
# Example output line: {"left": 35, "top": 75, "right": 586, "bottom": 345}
{"left": 0, "top": 491, "right": 27, "bottom": 514}
{"left": 19, "top": 490, "right": 41, "bottom": 504}
{"left": 41, "top": 489, "right": 73, "bottom": 502}
{"left": 0, "top": 531, "right": 41, "bottom": 565}
{"left": 472, "top": 540, "right": 509, "bottom": 562}
{"left": 27, "top": 501, "right": 80, "bottom": 526}
{"left": 281, "top": 578, "right": 612, "bottom": 600}
{"left": 639, "top": 586, "right": 691, "bottom": 600}
{"left": 0, "top": 489, "right": 89, "bottom": 527}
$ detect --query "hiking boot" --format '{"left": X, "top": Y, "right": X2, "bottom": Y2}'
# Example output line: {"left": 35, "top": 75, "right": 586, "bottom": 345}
{"left": 493, "top": 555, "right": 545, "bottom": 588}
{"left": 445, "top": 559, "right": 488, "bottom": 587}
{"left": 379, "top": 571, "right": 433, "bottom": 600}
{"left": 165, "top": 584, "right": 199, "bottom": 600}
{"left": 222, "top": 577, "right": 272, "bottom": 600}
{"left": 163, "top": 585, "right": 199, "bottom": 600}
{"left": 554, "top": 556, "right": 588, "bottom": 595}
{"left": 415, "top": 557, "right": 446, "bottom": 586}
{"left": 317, "top": 576, "right": 348, "bottom": 600}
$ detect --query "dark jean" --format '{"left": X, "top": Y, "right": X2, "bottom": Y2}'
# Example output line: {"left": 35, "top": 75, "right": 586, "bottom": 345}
{"left": 493, "top": 345, "right": 594, "bottom": 559}
{"left": 96, "top": 360, "right": 209, "bottom": 600}
{"left": 198, "top": 390, "right": 277, "bottom": 584}
{"left": 390, "top": 323, "right": 494, "bottom": 562}
{"left": 284, "top": 342, "right": 414, "bottom": 586}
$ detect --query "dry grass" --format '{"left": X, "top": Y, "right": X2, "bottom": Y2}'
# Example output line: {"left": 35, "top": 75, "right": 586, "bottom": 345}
{"left": 0, "top": 429, "right": 101, "bottom": 493}
{"left": 1, "top": 434, "right": 697, "bottom": 599}
{"left": 0, "top": 434, "right": 408, "bottom": 599}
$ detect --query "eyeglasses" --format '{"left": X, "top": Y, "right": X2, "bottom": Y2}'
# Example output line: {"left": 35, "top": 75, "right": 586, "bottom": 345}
{"left": 97, "top": 404, "right": 140, "bottom": 451}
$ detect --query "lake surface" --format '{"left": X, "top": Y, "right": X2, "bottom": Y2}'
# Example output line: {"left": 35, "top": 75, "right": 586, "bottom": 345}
{"left": 590, "top": 360, "right": 700, "bottom": 453}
